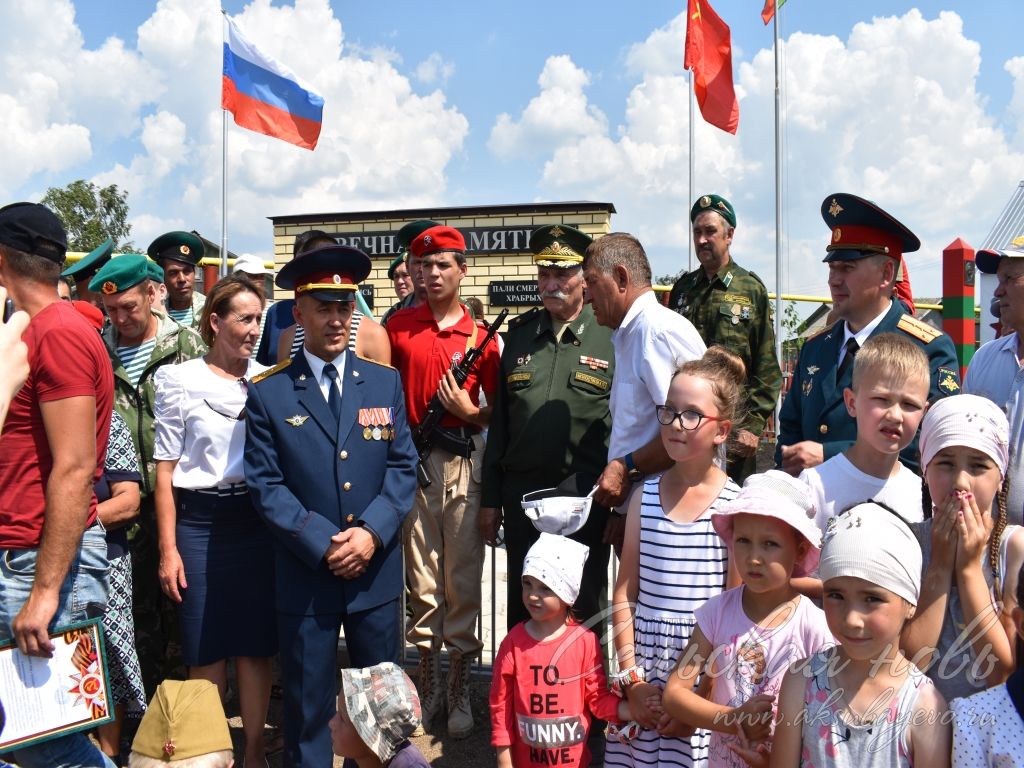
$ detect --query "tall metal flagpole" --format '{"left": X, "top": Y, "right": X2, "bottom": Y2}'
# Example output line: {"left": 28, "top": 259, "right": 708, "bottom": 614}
{"left": 688, "top": 71, "right": 695, "bottom": 273}
{"left": 220, "top": 10, "right": 229, "bottom": 278}
{"left": 772, "top": 4, "right": 783, "bottom": 424}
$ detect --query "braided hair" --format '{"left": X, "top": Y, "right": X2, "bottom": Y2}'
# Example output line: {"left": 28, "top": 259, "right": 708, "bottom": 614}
{"left": 988, "top": 474, "right": 1010, "bottom": 597}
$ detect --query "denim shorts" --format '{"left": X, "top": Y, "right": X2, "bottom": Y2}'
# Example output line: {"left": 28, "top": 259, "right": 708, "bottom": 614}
{"left": 0, "top": 523, "right": 114, "bottom": 768}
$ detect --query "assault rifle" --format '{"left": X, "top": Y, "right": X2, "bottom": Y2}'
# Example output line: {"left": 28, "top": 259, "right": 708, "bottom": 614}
{"left": 412, "top": 308, "right": 509, "bottom": 487}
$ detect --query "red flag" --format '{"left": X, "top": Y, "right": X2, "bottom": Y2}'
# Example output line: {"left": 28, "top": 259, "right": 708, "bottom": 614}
{"left": 684, "top": 0, "right": 739, "bottom": 134}
{"left": 762, "top": 0, "right": 786, "bottom": 25}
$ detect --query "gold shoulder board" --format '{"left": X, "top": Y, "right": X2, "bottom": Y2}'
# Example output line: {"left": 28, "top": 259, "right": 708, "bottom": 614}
{"left": 897, "top": 314, "right": 942, "bottom": 344}
{"left": 356, "top": 353, "right": 396, "bottom": 370}
{"left": 251, "top": 358, "right": 292, "bottom": 384}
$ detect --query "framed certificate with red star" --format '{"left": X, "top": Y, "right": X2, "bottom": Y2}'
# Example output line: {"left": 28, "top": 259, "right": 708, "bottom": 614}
{"left": 0, "top": 618, "right": 114, "bottom": 751}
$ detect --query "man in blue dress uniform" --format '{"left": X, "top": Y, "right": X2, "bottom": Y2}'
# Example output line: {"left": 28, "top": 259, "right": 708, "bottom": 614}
{"left": 244, "top": 244, "right": 417, "bottom": 768}
{"left": 777, "top": 193, "right": 960, "bottom": 476}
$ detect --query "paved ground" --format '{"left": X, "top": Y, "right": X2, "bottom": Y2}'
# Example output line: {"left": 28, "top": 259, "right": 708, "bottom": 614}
{"left": 218, "top": 445, "right": 775, "bottom": 765}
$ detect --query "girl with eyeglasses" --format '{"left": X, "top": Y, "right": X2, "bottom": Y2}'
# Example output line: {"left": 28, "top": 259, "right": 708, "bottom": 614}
{"left": 606, "top": 347, "right": 746, "bottom": 768}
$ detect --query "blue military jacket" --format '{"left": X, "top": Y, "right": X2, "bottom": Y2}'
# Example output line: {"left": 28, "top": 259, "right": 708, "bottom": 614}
{"left": 776, "top": 301, "right": 961, "bottom": 473}
{"left": 244, "top": 352, "right": 417, "bottom": 616}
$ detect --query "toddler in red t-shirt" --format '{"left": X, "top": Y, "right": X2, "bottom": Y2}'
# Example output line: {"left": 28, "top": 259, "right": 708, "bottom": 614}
{"left": 490, "top": 533, "right": 629, "bottom": 767}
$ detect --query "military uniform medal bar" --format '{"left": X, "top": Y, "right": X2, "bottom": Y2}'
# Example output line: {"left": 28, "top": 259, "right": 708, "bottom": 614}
{"left": 358, "top": 407, "right": 395, "bottom": 440}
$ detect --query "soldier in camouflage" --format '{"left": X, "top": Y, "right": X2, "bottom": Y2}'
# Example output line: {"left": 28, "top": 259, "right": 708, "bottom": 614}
{"left": 90, "top": 254, "right": 207, "bottom": 697}
{"left": 669, "top": 194, "right": 782, "bottom": 484}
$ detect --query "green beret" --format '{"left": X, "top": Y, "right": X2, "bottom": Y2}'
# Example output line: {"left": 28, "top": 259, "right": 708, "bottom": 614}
{"left": 690, "top": 194, "right": 736, "bottom": 228}
{"left": 88, "top": 254, "right": 153, "bottom": 295}
{"left": 396, "top": 220, "right": 440, "bottom": 250}
{"left": 529, "top": 225, "right": 592, "bottom": 268}
{"left": 387, "top": 253, "right": 407, "bottom": 279}
{"left": 146, "top": 258, "right": 165, "bottom": 282}
{"left": 62, "top": 238, "right": 113, "bottom": 281}
{"left": 148, "top": 231, "right": 204, "bottom": 266}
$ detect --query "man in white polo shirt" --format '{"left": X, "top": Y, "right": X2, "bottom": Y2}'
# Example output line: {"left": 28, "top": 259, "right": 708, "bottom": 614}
{"left": 582, "top": 232, "right": 706, "bottom": 513}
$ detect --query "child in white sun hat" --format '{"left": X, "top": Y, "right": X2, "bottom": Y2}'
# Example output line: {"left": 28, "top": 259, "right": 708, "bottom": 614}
{"left": 490, "top": 532, "right": 630, "bottom": 767}
{"left": 663, "top": 470, "right": 834, "bottom": 766}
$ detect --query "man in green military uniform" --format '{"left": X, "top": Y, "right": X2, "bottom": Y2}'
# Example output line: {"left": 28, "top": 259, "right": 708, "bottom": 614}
{"left": 776, "top": 192, "right": 960, "bottom": 476}
{"left": 480, "top": 224, "right": 615, "bottom": 632}
{"left": 150, "top": 231, "right": 206, "bottom": 328}
{"left": 382, "top": 219, "right": 438, "bottom": 326}
{"left": 669, "top": 194, "right": 782, "bottom": 484}
{"left": 90, "top": 253, "right": 207, "bottom": 696}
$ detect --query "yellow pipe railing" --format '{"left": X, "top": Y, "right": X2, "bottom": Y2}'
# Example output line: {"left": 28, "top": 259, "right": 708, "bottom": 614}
{"left": 651, "top": 284, "right": 975, "bottom": 314}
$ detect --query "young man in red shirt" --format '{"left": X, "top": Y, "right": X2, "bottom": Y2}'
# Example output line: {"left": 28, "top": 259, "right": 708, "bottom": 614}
{"left": 386, "top": 225, "right": 499, "bottom": 738}
{"left": 0, "top": 203, "right": 115, "bottom": 768}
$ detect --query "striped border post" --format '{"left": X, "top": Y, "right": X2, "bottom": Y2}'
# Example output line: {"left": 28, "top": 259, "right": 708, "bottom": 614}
{"left": 942, "top": 238, "right": 976, "bottom": 379}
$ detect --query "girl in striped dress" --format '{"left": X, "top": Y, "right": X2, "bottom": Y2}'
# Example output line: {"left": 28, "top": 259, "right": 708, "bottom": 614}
{"left": 606, "top": 347, "right": 745, "bottom": 768}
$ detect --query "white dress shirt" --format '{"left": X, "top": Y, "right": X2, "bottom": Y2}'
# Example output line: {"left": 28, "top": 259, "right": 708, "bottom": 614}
{"left": 303, "top": 347, "right": 347, "bottom": 404}
{"left": 153, "top": 357, "right": 268, "bottom": 489}
{"left": 608, "top": 290, "right": 706, "bottom": 460}
{"left": 838, "top": 301, "right": 891, "bottom": 366}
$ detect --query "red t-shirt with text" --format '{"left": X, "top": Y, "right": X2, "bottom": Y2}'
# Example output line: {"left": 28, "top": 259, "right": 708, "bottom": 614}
{"left": 490, "top": 621, "right": 622, "bottom": 767}
{"left": 0, "top": 301, "right": 113, "bottom": 548}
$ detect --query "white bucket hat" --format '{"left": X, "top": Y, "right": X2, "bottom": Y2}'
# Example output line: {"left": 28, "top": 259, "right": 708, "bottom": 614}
{"left": 711, "top": 470, "right": 822, "bottom": 577}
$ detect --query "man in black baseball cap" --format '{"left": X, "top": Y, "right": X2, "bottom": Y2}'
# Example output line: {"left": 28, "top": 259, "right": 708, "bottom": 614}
{"left": 0, "top": 202, "right": 117, "bottom": 767}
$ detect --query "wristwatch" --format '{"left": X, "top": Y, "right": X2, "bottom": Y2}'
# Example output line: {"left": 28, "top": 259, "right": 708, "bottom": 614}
{"left": 623, "top": 452, "right": 643, "bottom": 483}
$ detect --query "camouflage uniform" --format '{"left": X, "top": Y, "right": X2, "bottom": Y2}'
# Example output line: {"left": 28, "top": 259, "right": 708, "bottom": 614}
{"left": 669, "top": 260, "right": 782, "bottom": 483}
{"left": 102, "top": 311, "right": 207, "bottom": 696}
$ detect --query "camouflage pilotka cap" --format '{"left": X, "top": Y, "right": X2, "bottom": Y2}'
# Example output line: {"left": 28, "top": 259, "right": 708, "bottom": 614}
{"left": 131, "top": 680, "right": 232, "bottom": 761}
{"left": 341, "top": 662, "right": 422, "bottom": 762}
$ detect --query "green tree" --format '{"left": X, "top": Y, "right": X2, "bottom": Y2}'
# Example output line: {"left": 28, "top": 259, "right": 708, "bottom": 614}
{"left": 655, "top": 270, "right": 682, "bottom": 286}
{"left": 40, "top": 180, "right": 133, "bottom": 252}
{"left": 780, "top": 300, "right": 805, "bottom": 358}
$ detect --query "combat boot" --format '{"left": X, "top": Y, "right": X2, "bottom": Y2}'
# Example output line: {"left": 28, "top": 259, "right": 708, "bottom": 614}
{"left": 447, "top": 651, "right": 474, "bottom": 739}
{"left": 413, "top": 649, "right": 444, "bottom": 734}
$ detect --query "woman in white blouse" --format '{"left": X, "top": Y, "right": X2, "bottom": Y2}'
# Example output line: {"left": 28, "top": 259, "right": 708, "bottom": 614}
{"left": 153, "top": 275, "right": 274, "bottom": 767}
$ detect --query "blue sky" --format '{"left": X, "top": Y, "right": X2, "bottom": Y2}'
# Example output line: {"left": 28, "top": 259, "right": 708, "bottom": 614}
{"left": 4, "top": 1, "right": 1023, "bottom": 305}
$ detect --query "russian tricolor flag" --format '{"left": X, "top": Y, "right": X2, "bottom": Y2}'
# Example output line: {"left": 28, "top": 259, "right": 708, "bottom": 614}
{"left": 222, "top": 16, "right": 324, "bottom": 150}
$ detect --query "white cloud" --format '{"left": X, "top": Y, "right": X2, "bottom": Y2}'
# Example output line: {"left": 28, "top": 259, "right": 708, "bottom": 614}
{"left": 0, "top": 0, "right": 470, "bottom": 253}
{"left": 498, "top": 9, "right": 1024, "bottom": 299}
{"left": 0, "top": 0, "right": 161, "bottom": 195}
{"left": 93, "top": 111, "right": 188, "bottom": 195}
{"left": 414, "top": 52, "right": 455, "bottom": 85}
{"left": 488, "top": 55, "right": 608, "bottom": 159}
{"left": 1006, "top": 55, "right": 1024, "bottom": 149}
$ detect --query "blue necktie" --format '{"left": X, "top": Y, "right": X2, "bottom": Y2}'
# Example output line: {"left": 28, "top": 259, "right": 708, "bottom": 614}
{"left": 323, "top": 364, "right": 341, "bottom": 421}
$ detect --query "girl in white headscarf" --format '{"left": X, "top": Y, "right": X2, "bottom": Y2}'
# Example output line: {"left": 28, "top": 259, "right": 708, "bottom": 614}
{"left": 903, "top": 394, "right": 1024, "bottom": 703}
